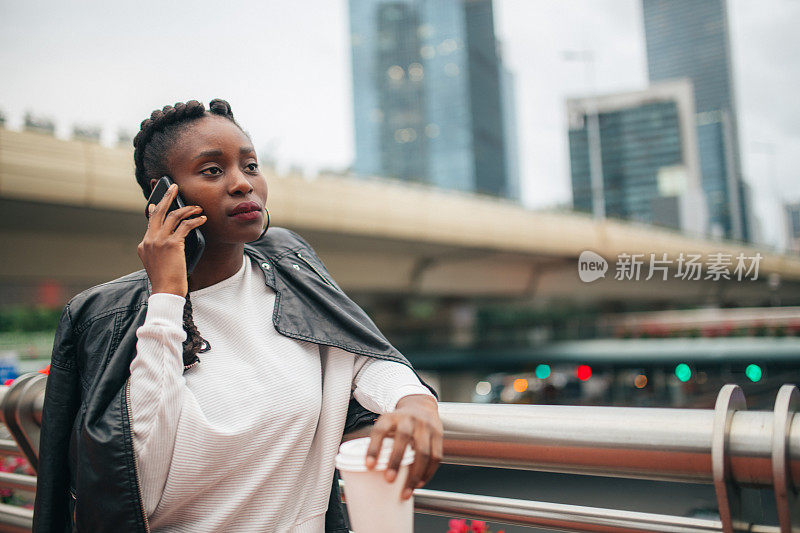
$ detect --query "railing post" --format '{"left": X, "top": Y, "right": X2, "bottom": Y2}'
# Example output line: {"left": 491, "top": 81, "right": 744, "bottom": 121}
{"left": 712, "top": 384, "right": 763, "bottom": 533}
{"left": 772, "top": 384, "right": 800, "bottom": 533}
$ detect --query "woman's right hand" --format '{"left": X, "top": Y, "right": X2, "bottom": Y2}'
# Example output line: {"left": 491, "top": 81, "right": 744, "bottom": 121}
{"left": 137, "top": 183, "right": 206, "bottom": 296}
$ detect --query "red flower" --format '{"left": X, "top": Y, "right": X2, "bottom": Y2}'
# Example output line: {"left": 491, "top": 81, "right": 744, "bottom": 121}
{"left": 445, "top": 518, "right": 503, "bottom": 533}
{"left": 470, "top": 521, "right": 487, "bottom": 533}
{"left": 448, "top": 519, "right": 469, "bottom": 533}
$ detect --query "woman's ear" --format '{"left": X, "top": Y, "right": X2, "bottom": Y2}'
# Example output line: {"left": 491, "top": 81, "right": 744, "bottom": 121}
{"left": 149, "top": 178, "right": 158, "bottom": 193}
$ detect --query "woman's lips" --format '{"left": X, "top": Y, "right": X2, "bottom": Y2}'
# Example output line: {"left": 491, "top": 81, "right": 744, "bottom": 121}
{"left": 228, "top": 201, "right": 262, "bottom": 221}
{"left": 230, "top": 210, "right": 261, "bottom": 221}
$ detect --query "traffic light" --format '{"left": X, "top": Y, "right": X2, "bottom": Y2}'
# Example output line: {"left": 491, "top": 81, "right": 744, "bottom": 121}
{"left": 675, "top": 363, "right": 692, "bottom": 382}
{"left": 535, "top": 364, "right": 551, "bottom": 379}
{"left": 576, "top": 365, "right": 592, "bottom": 381}
{"left": 745, "top": 364, "right": 762, "bottom": 383}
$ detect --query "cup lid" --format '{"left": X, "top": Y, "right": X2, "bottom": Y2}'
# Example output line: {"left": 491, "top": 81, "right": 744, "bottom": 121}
{"left": 335, "top": 437, "right": 415, "bottom": 472}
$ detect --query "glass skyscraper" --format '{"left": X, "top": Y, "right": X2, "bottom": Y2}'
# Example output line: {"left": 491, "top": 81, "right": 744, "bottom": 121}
{"left": 786, "top": 203, "right": 800, "bottom": 254}
{"left": 642, "top": 0, "right": 750, "bottom": 241}
{"left": 568, "top": 81, "right": 708, "bottom": 235}
{"left": 349, "top": 0, "right": 518, "bottom": 200}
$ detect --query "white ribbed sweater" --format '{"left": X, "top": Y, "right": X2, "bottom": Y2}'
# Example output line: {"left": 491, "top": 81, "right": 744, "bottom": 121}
{"left": 128, "top": 255, "right": 434, "bottom": 532}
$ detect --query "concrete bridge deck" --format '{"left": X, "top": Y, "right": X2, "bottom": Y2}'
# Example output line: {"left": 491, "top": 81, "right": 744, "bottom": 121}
{"left": 2, "top": 128, "right": 799, "bottom": 306}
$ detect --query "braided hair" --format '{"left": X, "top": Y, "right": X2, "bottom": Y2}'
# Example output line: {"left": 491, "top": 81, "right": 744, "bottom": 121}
{"left": 133, "top": 99, "right": 247, "bottom": 366}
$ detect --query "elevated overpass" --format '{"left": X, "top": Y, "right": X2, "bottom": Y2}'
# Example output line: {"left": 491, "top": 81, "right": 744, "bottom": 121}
{"left": 2, "top": 127, "right": 800, "bottom": 307}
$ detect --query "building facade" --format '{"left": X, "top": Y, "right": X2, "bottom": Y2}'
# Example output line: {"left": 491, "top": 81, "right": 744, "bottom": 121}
{"left": 642, "top": 0, "right": 749, "bottom": 241}
{"left": 568, "top": 80, "right": 708, "bottom": 235}
{"left": 349, "top": 0, "right": 518, "bottom": 200}
{"left": 786, "top": 203, "right": 800, "bottom": 254}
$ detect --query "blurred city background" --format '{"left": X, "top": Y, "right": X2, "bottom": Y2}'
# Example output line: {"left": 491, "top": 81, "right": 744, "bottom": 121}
{"left": 1, "top": 0, "right": 799, "bottom": 530}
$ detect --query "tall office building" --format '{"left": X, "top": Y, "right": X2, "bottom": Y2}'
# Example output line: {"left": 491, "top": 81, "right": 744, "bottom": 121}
{"left": 499, "top": 62, "right": 521, "bottom": 201}
{"left": 568, "top": 80, "right": 708, "bottom": 235}
{"left": 643, "top": 0, "right": 749, "bottom": 241}
{"left": 786, "top": 203, "right": 800, "bottom": 254}
{"left": 349, "top": 0, "right": 518, "bottom": 200}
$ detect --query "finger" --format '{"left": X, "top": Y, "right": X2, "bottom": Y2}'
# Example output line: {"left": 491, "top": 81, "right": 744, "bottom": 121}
{"left": 173, "top": 215, "right": 207, "bottom": 239}
{"left": 385, "top": 418, "right": 414, "bottom": 483}
{"left": 420, "top": 429, "right": 443, "bottom": 488}
{"left": 162, "top": 205, "right": 203, "bottom": 234}
{"left": 365, "top": 417, "right": 392, "bottom": 470}
{"left": 403, "top": 427, "right": 430, "bottom": 499}
{"left": 149, "top": 183, "right": 178, "bottom": 227}
{"left": 146, "top": 204, "right": 156, "bottom": 229}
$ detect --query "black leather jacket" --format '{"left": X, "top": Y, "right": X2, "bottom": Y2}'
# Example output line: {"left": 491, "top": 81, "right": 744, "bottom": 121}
{"left": 33, "top": 227, "right": 436, "bottom": 533}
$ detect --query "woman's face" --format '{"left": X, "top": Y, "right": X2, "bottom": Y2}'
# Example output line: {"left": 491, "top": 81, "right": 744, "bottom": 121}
{"left": 152, "top": 115, "right": 268, "bottom": 246}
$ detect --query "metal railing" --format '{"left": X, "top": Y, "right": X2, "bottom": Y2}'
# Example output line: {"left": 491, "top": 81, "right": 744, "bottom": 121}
{"left": 0, "top": 373, "right": 41, "bottom": 533}
{"left": 0, "top": 374, "right": 798, "bottom": 532}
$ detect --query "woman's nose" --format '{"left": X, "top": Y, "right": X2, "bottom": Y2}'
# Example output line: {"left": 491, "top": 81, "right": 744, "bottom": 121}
{"left": 228, "top": 170, "right": 254, "bottom": 195}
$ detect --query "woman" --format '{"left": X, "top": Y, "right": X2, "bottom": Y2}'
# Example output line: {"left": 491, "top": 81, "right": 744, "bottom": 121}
{"left": 33, "top": 99, "right": 443, "bottom": 532}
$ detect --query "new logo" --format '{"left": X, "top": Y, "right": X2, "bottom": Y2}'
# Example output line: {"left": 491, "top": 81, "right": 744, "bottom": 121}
{"left": 578, "top": 251, "right": 608, "bottom": 282}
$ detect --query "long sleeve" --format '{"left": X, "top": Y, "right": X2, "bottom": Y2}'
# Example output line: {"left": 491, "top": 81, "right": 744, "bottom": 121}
{"left": 128, "top": 292, "right": 187, "bottom": 516}
{"left": 351, "top": 354, "right": 436, "bottom": 414}
{"left": 33, "top": 305, "right": 81, "bottom": 533}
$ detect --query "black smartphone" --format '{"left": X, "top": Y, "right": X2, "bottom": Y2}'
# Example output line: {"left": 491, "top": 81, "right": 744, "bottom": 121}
{"left": 145, "top": 176, "right": 206, "bottom": 276}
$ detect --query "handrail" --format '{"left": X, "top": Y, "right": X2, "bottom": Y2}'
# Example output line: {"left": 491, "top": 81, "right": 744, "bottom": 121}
{"left": 345, "top": 389, "right": 800, "bottom": 488}
{"left": 412, "top": 487, "right": 743, "bottom": 533}
{"left": 338, "top": 478, "right": 736, "bottom": 532}
{"left": 0, "top": 472, "right": 37, "bottom": 492}
{"left": 0, "top": 377, "right": 798, "bottom": 532}
{"left": 435, "top": 401, "right": 790, "bottom": 486}
{"left": 0, "top": 503, "right": 34, "bottom": 533}
{"left": 0, "top": 440, "right": 25, "bottom": 456}
{"left": 339, "top": 480, "right": 766, "bottom": 533}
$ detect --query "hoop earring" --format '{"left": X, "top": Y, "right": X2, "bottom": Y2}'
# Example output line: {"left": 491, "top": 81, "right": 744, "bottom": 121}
{"left": 257, "top": 207, "right": 270, "bottom": 240}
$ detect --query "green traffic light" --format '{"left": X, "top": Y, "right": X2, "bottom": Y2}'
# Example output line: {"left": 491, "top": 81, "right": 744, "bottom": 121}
{"left": 745, "top": 364, "right": 762, "bottom": 382}
{"left": 675, "top": 363, "right": 692, "bottom": 382}
{"left": 535, "top": 364, "right": 551, "bottom": 379}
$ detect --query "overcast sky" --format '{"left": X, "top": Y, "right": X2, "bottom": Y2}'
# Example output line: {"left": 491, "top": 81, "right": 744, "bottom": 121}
{"left": 1, "top": 0, "right": 798, "bottom": 248}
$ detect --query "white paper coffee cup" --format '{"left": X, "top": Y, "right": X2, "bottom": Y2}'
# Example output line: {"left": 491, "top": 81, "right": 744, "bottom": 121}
{"left": 336, "top": 437, "right": 415, "bottom": 533}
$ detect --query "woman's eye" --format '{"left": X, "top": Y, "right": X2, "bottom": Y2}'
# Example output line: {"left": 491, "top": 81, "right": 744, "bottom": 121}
{"left": 201, "top": 166, "right": 222, "bottom": 175}
{"left": 247, "top": 163, "right": 259, "bottom": 172}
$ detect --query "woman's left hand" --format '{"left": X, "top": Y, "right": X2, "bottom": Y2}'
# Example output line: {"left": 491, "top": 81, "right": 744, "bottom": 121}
{"left": 365, "top": 394, "right": 443, "bottom": 500}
